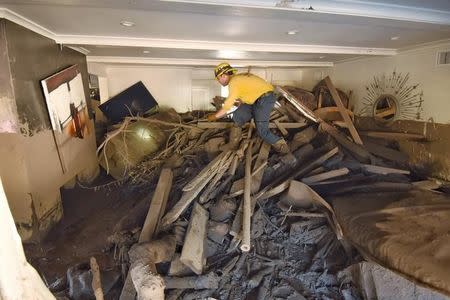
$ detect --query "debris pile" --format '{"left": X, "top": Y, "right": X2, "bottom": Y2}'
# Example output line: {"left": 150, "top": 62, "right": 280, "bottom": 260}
{"left": 53, "top": 76, "right": 442, "bottom": 299}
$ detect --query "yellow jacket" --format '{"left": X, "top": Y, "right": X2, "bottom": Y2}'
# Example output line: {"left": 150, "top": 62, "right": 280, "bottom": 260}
{"left": 222, "top": 74, "right": 274, "bottom": 111}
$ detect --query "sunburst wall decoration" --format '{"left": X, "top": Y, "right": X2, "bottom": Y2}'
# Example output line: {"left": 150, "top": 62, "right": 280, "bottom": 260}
{"left": 360, "top": 71, "right": 424, "bottom": 122}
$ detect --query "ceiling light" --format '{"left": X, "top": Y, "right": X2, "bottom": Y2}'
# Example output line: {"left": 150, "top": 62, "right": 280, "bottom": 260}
{"left": 143, "top": 50, "right": 150, "bottom": 54}
{"left": 217, "top": 50, "right": 245, "bottom": 59}
{"left": 286, "top": 30, "right": 298, "bottom": 35}
{"left": 319, "top": 56, "right": 325, "bottom": 59}
{"left": 120, "top": 20, "right": 135, "bottom": 27}
{"left": 391, "top": 36, "right": 400, "bottom": 40}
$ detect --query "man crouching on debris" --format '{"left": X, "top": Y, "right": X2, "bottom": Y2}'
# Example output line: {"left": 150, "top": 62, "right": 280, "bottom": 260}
{"left": 208, "top": 62, "right": 290, "bottom": 154}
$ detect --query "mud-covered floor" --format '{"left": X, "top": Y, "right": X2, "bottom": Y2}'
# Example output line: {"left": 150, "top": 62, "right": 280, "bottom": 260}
{"left": 24, "top": 171, "right": 145, "bottom": 298}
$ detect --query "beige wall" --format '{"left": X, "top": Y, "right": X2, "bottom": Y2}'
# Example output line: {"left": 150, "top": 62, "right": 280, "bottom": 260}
{"left": 93, "top": 64, "right": 318, "bottom": 112}
{"left": 329, "top": 41, "right": 450, "bottom": 124}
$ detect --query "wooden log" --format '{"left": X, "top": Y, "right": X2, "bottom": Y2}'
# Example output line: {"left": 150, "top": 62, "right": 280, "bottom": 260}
{"left": 180, "top": 203, "right": 209, "bottom": 275}
{"left": 125, "top": 236, "right": 176, "bottom": 300}
{"left": 90, "top": 257, "right": 104, "bottom": 300}
{"left": 302, "top": 168, "right": 350, "bottom": 184}
{"left": 290, "top": 126, "right": 317, "bottom": 152}
{"left": 140, "top": 168, "right": 173, "bottom": 241}
{"left": 320, "top": 122, "right": 371, "bottom": 163}
{"left": 241, "top": 140, "right": 253, "bottom": 252}
{"left": 362, "top": 139, "right": 408, "bottom": 164}
{"left": 129, "top": 261, "right": 165, "bottom": 300}
{"left": 361, "top": 164, "right": 410, "bottom": 175}
{"left": 323, "top": 76, "right": 363, "bottom": 145}
{"left": 359, "top": 130, "right": 426, "bottom": 141}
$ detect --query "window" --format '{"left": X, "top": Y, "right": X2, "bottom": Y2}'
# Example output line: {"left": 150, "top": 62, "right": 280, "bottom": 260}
{"left": 437, "top": 51, "right": 450, "bottom": 65}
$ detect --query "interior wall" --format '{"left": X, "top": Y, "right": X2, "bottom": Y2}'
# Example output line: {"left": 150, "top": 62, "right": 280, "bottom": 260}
{"left": 328, "top": 41, "right": 450, "bottom": 124}
{"left": 98, "top": 64, "right": 319, "bottom": 112}
{"left": 0, "top": 19, "right": 99, "bottom": 241}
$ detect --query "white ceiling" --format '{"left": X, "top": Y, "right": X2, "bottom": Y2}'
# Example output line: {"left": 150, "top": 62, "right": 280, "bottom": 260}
{"left": 0, "top": 0, "right": 450, "bottom": 66}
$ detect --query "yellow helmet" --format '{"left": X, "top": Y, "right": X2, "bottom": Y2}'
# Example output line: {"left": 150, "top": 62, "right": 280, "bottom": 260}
{"left": 214, "top": 62, "right": 237, "bottom": 78}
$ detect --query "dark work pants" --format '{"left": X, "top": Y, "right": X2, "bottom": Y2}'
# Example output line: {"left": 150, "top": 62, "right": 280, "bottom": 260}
{"left": 232, "top": 92, "right": 281, "bottom": 145}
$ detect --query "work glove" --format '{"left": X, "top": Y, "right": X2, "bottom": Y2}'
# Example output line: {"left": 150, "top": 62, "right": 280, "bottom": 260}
{"left": 207, "top": 114, "right": 217, "bottom": 122}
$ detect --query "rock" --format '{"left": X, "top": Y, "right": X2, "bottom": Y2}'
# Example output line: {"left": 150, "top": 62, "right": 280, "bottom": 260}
{"left": 67, "top": 263, "right": 121, "bottom": 300}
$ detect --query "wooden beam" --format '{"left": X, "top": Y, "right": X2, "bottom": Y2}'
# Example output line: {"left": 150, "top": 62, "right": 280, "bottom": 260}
{"left": 361, "top": 164, "right": 410, "bottom": 175}
{"left": 241, "top": 140, "right": 253, "bottom": 252}
{"left": 362, "top": 139, "right": 408, "bottom": 164}
{"left": 180, "top": 203, "right": 209, "bottom": 275}
{"left": 323, "top": 76, "right": 363, "bottom": 145}
{"left": 314, "top": 106, "right": 354, "bottom": 121}
{"left": 302, "top": 168, "right": 350, "bottom": 184}
{"left": 320, "top": 122, "right": 371, "bottom": 163}
{"left": 140, "top": 168, "right": 173, "bottom": 241}
{"left": 359, "top": 131, "right": 426, "bottom": 141}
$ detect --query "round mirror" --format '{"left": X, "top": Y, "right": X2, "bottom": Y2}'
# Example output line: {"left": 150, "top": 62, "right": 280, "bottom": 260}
{"left": 373, "top": 94, "right": 398, "bottom": 123}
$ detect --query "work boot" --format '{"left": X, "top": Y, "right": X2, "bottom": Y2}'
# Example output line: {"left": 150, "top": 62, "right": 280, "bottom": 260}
{"left": 272, "top": 139, "right": 290, "bottom": 154}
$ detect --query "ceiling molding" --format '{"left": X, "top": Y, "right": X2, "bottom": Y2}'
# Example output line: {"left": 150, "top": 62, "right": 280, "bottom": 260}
{"left": 67, "top": 46, "right": 90, "bottom": 55}
{"left": 0, "top": 8, "right": 56, "bottom": 40}
{"left": 161, "top": 0, "right": 450, "bottom": 25}
{"left": 0, "top": 6, "right": 397, "bottom": 56}
{"left": 60, "top": 36, "right": 396, "bottom": 56}
{"left": 86, "top": 56, "right": 334, "bottom": 67}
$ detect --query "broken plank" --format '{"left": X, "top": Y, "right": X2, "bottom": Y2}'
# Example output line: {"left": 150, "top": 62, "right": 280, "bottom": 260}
{"left": 359, "top": 131, "right": 426, "bottom": 141}
{"left": 140, "top": 168, "right": 173, "bottom": 241}
{"left": 302, "top": 168, "right": 350, "bottom": 184}
{"left": 160, "top": 169, "right": 216, "bottom": 229}
{"left": 180, "top": 203, "right": 209, "bottom": 275}
{"left": 324, "top": 76, "right": 363, "bottom": 145}
{"left": 255, "top": 147, "right": 340, "bottom": 202}
{"left": 183, "top": 151, "right": 230, "bottom": 192}
{"left": 320, "top": 122, "right": 371, "bottom": 163}
{"left": 199, "top": 153, "right": 234, "bottom": 204}
{"left": 361, "top": 164, "right": 410, "bottom": 175}
{"left": 314, "top": 106, "right": 354, "bottom": 121}
{"left": 251, "top": 142, "right": 271, "bottom": 194}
